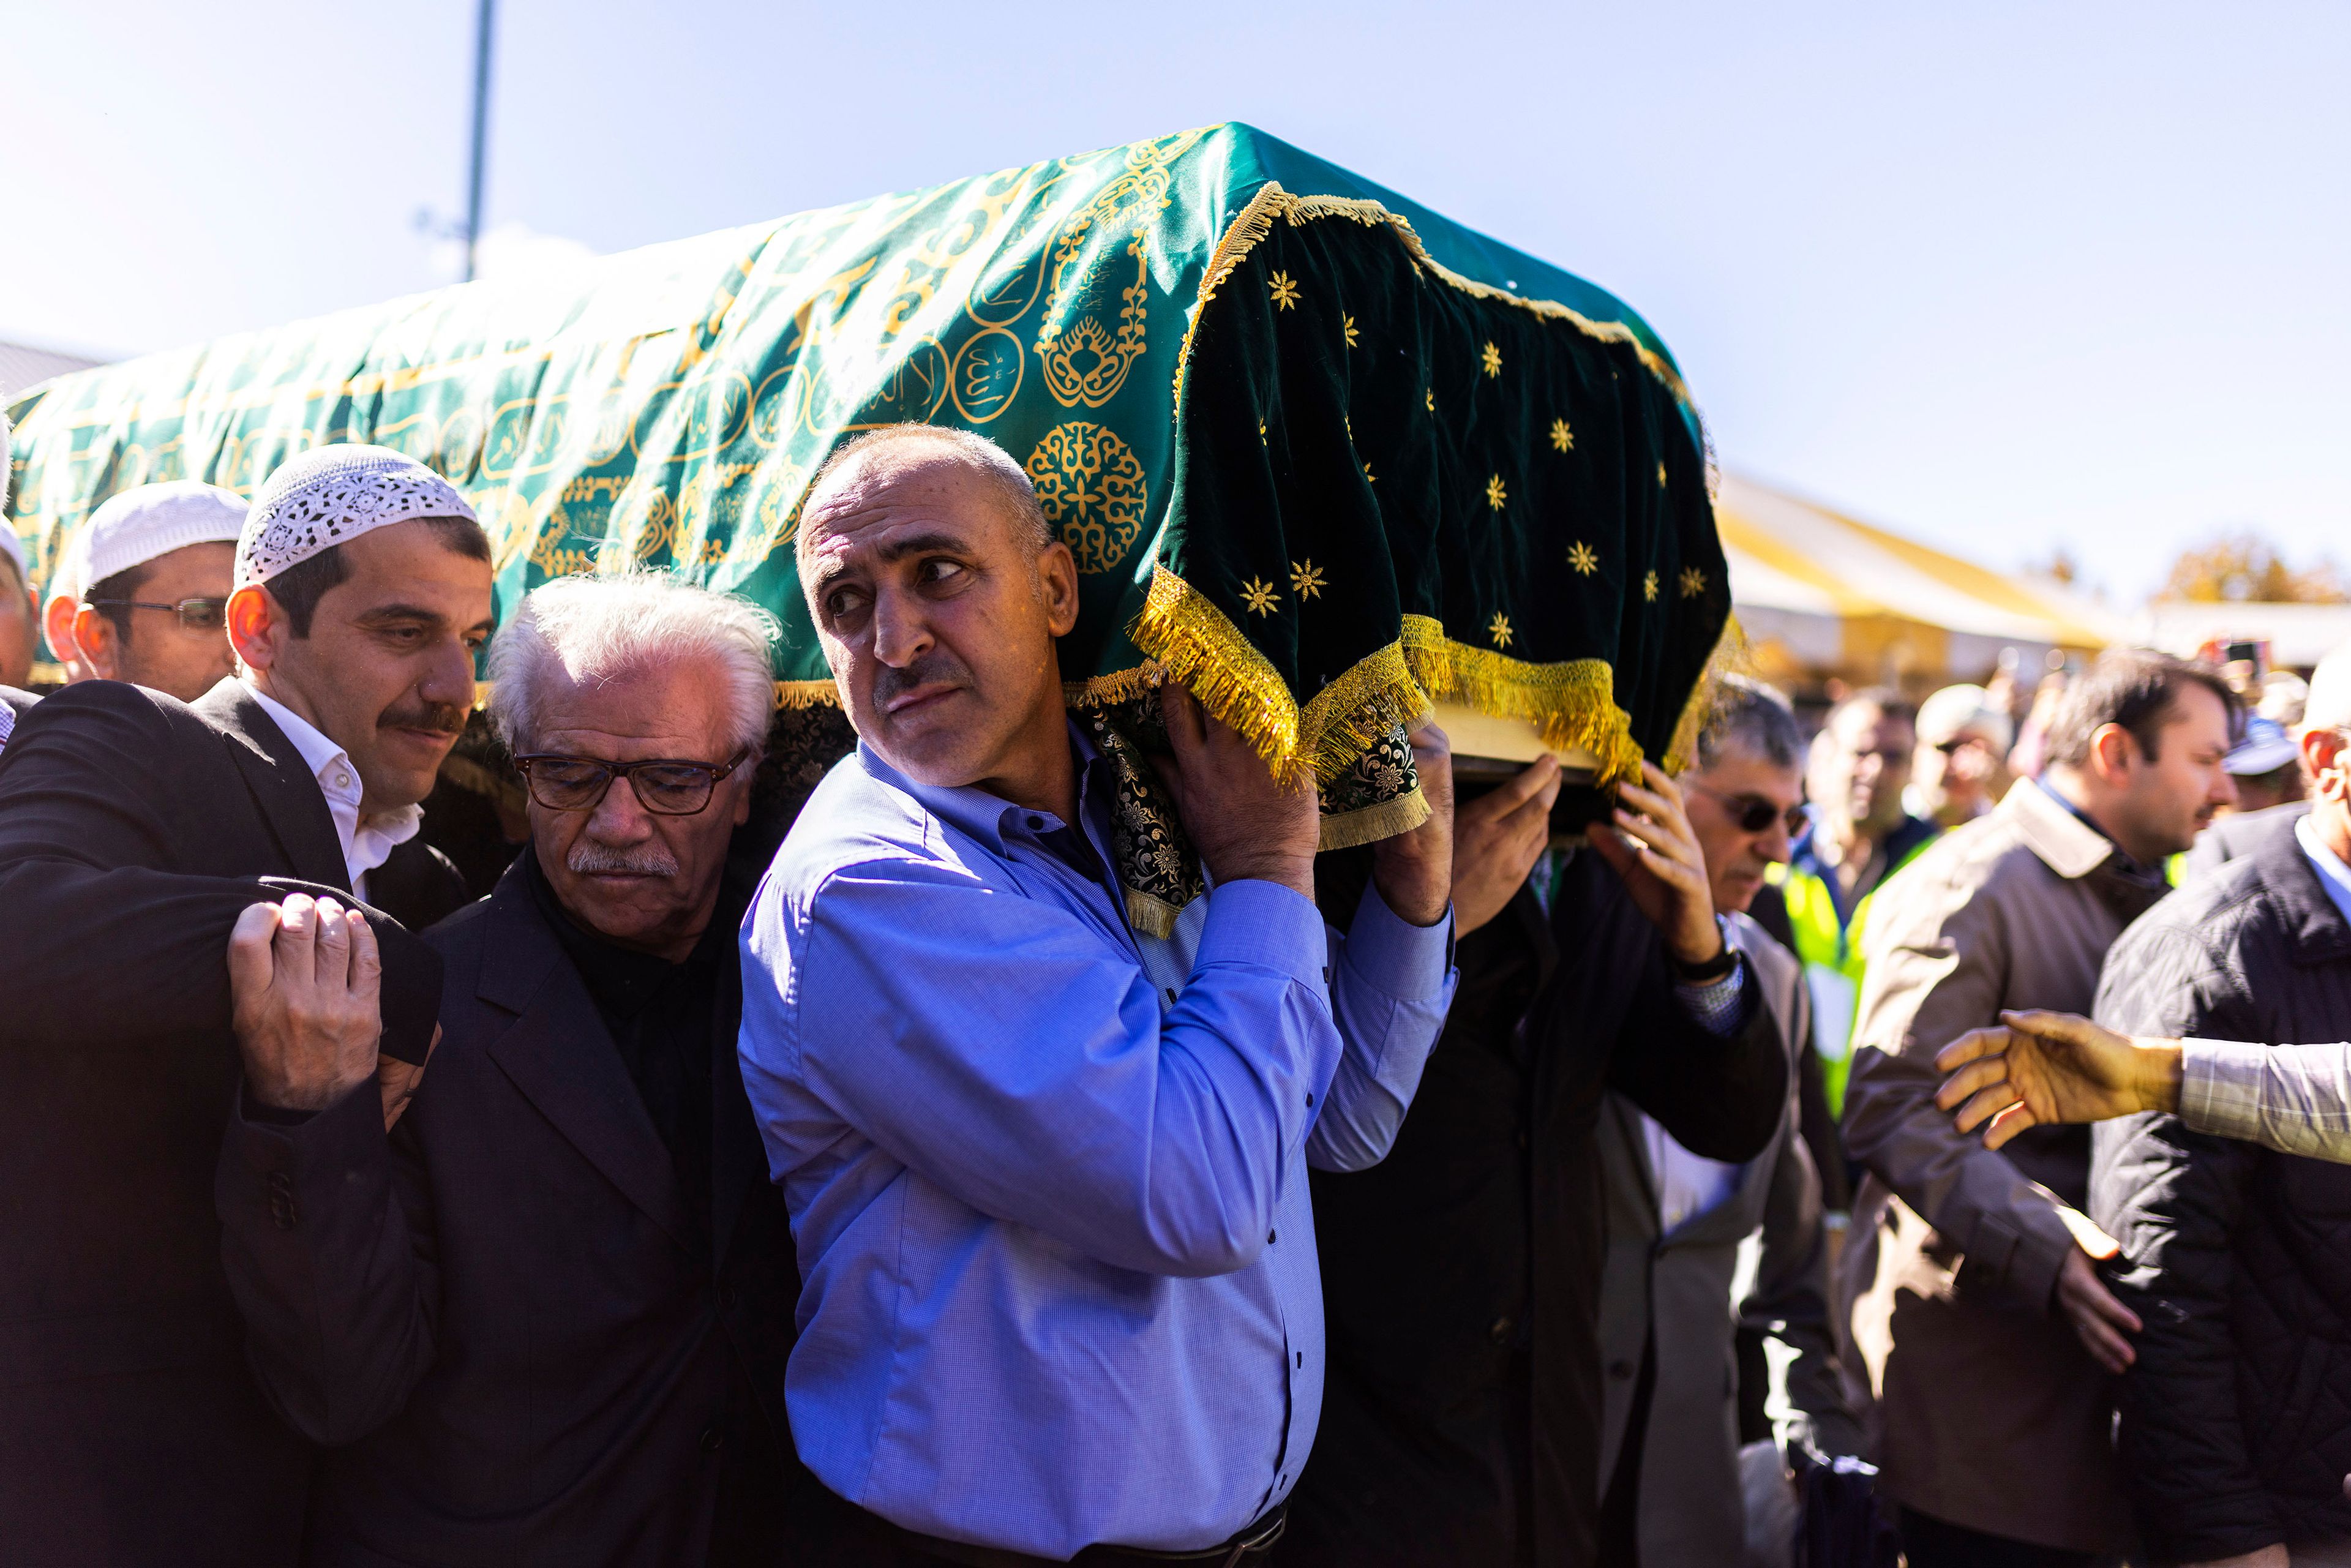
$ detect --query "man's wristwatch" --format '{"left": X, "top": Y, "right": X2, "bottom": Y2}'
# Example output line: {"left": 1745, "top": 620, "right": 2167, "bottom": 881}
{"left": 1670, "top": 942, "right": 1739, "bottom": 984}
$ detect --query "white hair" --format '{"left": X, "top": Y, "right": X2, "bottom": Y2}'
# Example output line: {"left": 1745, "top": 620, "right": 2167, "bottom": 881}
{"left": 488, "top": 572, "right": 779, "bottom": 755}
{"left": 798, "top": 423, "right": 1051, "bottom": 557}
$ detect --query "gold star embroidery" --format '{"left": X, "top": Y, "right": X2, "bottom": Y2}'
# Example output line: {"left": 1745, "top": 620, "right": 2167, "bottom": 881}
{"left": 1488, "top": 612, "right": 1513, "bottom": 648}
{"left": 1363, "top": 462, "right": 1376, "bottom": 484}
{"left": 1290, "top": 560, "right": 1326, "bottom": 600}
{"left": 1486, "top": 475, "right": 1507, "bottom": 511}
{"left": 1342, "top": 313, "right": 1360, "bottom": 349}
{"left": 1425, "top": 388, "right": 1435, "bottom": 413}
{"left": 1256, "top": 418, "right": 1267, "bottom": 443}
{"left": 1240, "top": 576, "right": 1281, "bottom": 616}
{"left": 1643, "top": 569, "right": 1660, "bottom": 602}
{"left": 1656, "top": 460, "right": 1668, "bottom": 489}
{"left": 1550, "top": 418, "right": 1574, "bottom": 452}
{"left": 1568, "top": 541, "right": 1600, "bottom": 576}
{"left": 1481, "top": 342, "right": 1502, "bottom": 378}
{"left": 1268, "top": 271, "right": 1300, "bottom": 310}
{"left": 1679, "top": 567, "right": 1707, "bottom": 598}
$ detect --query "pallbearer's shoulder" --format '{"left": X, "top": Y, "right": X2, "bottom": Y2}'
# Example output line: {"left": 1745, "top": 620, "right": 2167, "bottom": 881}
{"left": 767, "top": 748, "right": 951, "bottom": 904}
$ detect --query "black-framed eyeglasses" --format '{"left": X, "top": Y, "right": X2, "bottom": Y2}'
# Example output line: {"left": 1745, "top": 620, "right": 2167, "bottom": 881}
{"left": 86, "top": 596, "right": 230, "bottom": 631}
{"left": 512, "top": 751, "right": 751, "bottom": 816}
{"left": 1684, "top": 779, "right": 1807, "bottom": 836}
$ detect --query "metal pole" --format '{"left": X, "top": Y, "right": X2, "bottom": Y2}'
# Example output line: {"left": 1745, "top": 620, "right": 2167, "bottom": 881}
{"left": 462, "top": 0, "right": 495, "bottom": 282}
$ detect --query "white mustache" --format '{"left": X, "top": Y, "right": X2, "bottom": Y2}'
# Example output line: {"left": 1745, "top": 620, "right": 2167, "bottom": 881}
{"left": 568, "top": 841, "right": 680, "bottom": 877}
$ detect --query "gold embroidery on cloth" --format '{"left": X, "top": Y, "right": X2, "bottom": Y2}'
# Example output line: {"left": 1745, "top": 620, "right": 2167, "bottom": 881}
{"left": 1026, "top": 421, "right": 1147, "bottom": 573}
{"left": 1174, "top": 182, "right": 1697, "bottom": 413}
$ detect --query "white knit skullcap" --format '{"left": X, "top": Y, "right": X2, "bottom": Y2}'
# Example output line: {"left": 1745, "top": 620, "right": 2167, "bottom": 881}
{"left": 237, "top": 445, "right": 476, "bottom": 587}
{"left": 78, "top": 481, "right": 248, "bottom": 590}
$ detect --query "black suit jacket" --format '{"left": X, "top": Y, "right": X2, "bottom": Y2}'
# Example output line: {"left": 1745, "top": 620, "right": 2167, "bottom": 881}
{"left": 0, "top": 677, "right": 446, "bottom": 1567}
{"left": 1286, "top": 847, "right": 1788, "bottom": 1568}
{"left": 216, "top": 859, "right": 811, "bottom": 1567}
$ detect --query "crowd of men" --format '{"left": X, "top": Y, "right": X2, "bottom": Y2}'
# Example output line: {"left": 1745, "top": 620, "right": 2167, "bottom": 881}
{"left": 5, "top": 408, "right": 2351, "bottom": 1568}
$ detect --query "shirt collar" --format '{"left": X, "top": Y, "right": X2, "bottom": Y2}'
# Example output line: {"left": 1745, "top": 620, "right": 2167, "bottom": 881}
{"left": 2296, "top": 813, "right": 2351, "bottom": 929}
{"left": 2004, "top": 775, "right": 2122, "bottom": 881}
{"left": 858, "top": 719, "right": 1107, "bottom": 858}
{"left": 241, "top": 678, "right": 354, "bottom": 797}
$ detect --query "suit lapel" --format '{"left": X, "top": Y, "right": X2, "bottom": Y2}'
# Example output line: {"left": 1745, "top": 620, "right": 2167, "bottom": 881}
{"left": 478, "top": 874, "right": 697, "bottom": 1253}
{"left": 193, "top": 679, "right": 350, "bottom": 891}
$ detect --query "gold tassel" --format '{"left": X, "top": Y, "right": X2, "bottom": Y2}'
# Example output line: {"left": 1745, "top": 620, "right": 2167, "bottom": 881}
{"left": 776, "top": 679, "right": 840, "bottom": 710}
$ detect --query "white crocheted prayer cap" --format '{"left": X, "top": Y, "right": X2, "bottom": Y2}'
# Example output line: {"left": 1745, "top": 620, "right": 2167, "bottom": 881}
{"left": 79, "top": 481, "right": 249, "bottom": 588}
{"left": 237, "top": 445, "right": 477, "bottom": 587}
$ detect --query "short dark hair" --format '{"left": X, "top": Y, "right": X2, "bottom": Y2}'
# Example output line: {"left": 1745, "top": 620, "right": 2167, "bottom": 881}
{"left": 263, "top": 514, "right": 492, "bottom": 636}
{"left": 2042, "top": 648, "right": 2241, "bottom": 768}
{"left": 1698, "top": 675, "right": 1804, "bottom": 772}
{"left": 1824, "top": 685, "right": 1917, "bottom": 733}
{"left": 84, "top": 561, "right": 151, "bottom": 643}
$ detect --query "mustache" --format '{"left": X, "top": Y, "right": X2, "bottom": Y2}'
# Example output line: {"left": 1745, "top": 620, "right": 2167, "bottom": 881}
{"left": 378, "top": 699, "right": 470, "bottom": 737}
{"left": 568, "top": 840, "right": 681, "bottom": 877}
{"left": 871, "top": 651, "right": 973, "bottom": 712}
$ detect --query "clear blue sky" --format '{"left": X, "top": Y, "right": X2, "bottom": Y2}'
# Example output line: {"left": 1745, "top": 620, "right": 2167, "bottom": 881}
{"left": 6, "top": 1, "right": 2344, "bottom": 602}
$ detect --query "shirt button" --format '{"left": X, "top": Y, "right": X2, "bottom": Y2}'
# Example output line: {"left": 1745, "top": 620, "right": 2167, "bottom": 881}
{"left": 1267, "top": 1229, "right": 1277, "bottom": 1245}
{"left": 334, "top": 773, "right": 351, "bottom": 789}
{"left": 1026, "top": 815, "right": 1045, "bottom": 830}
{"left": 1490, "top": 1316, "right": 1515, "bottom": 1343}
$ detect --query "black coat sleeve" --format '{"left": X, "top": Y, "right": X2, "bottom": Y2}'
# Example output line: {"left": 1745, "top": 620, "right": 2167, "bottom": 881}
{"left": 2090, "top": 919, "right": 2274, "bottom": 1563}
{"left": 1551, "top": 847, "right": 1788, "bottom": 1163}
{"left": 0, "top": 681, "right": 440, "bottom": 1061}
{"left": 216, "top": 1077, "right": 443, "bottom": 1446}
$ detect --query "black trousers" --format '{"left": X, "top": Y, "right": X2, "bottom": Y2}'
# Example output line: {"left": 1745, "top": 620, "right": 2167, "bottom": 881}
{"left": 1898, "top": 1507, "right": 2097, "bottom": 1568}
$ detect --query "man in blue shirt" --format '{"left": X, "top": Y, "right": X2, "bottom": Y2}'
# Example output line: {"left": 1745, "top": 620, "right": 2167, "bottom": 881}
{"left": 738, "top": 425, "right": 1460, "bottom": 1564}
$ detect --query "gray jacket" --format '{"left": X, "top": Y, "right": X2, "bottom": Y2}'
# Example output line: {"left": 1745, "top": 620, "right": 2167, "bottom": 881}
{"left": 1596, "top": 913, "right": 1865, "bottom": 1567}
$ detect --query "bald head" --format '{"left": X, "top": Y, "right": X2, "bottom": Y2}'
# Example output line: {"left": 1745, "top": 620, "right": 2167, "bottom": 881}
{"left": 800, "top": 425, "right": 1050, "bottom": 564}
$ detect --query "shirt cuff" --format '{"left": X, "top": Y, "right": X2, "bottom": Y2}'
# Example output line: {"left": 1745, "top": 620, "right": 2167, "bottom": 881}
{"left": 1340, "top": 879, "right": 1455, "bottom": 1003}
{"left": 1195, "top": 877, "right": 1333, "bottom": 994}
{"left": 2181, "top": 1038, "right": 2273, "bottom": 1144}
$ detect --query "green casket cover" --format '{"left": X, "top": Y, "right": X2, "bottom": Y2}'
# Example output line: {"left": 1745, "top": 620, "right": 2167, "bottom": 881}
{"left": 5, "top": 123, "right": 1731, "bottom": 899}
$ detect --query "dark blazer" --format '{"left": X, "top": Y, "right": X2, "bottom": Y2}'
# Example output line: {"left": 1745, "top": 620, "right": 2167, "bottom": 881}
{"left": 1286, "top": 846, "right": 1789, "bottom": 1568}
{"left": 0, "top": 677, "right": 444, "bottom": 1568}
{"left": 2092, "top": 823, "right": 2351, "bottom": 1563}
{"left": 215, "top": 858, "right": 811, "bottom": 1567}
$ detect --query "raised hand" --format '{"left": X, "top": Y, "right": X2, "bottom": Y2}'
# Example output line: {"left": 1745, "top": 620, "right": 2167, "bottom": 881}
{"left": 1933, "top": 1009, "right": 2184, "bottom": 1150}
{"left": 229, "top": 893, "right": 386, "bottom": 1114}
{"left": 1450, "top": 754, "right": 1562, "bottom": 936}
{"left": 1588, "top": 760, "right": 1721, "bottom": 966}
{"left": 1154, "top": 681, "right": 1321, "bottom": 902}
{"left": 1369, "top": 722, "right": 1457, "bottom": 928}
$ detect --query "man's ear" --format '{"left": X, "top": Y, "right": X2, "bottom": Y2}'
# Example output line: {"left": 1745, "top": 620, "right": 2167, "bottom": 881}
{"left": 1038, "top": 539, "right": 1081, "bottom": 638}
{"left": 226, "top": 583, "right": 286, "bottom": 672}
{"left": 2303, "top": 727, "right": 2350, "bottom": 800}
{"left": 2087, "top": 721, "right": 2140, "bottom": 784}
{"left": 69, "top": 606, "right": 121, "bottom": 678}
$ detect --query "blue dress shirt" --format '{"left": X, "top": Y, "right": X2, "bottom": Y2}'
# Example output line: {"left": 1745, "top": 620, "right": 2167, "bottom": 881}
{"left": 738, "top": 728, "right": 1457, "bottom": 1558}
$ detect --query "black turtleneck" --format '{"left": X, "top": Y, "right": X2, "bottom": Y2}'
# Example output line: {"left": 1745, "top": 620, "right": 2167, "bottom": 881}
{"left": 523, "top": 849, "right": 735, "bottom": 1259}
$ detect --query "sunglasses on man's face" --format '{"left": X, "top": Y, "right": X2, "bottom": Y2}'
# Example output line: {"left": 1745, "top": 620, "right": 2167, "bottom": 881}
{"left": 1684, "top": 779, "right": 1808, "bottom": 836}
{"left": 86, "top": 596, "right": 230, "bottom": 631}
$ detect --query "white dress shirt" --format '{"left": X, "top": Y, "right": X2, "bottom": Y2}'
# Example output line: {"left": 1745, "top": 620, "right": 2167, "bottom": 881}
{"left": 241, "top": 681, "right": 421, "bottom": 898}
{"left": 1637, "top": 915, "right": 1757, "bottom": 1233}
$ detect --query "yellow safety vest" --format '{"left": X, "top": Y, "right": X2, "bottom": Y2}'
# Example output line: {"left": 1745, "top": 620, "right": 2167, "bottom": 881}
{"left": 1766, "top": 826, "right": 1938, "bottom": 1118}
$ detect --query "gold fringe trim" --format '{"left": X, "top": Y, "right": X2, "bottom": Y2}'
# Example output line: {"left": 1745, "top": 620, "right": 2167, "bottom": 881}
{"left": 1398, "top": 615, "right": 1646, "bottom": 787}
{"left": 776, "top": 679, "right": 839, "bottom": 709}
{"left": 1175, "top": 181, "right": 1695, "bottom": 415}
{"left": 1318, "top": 786, "right": 1430, "bottom": 852}
{"left": 1125, "top": 887, "right": 1189, "bottom": 942}
{"left": 1659, "top": 613, "right": 1749, "bottom": 776}
{"left": 1119, "top": 566, "right": 1654, "bottom": 791}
